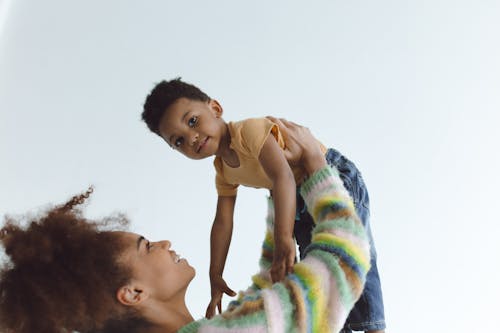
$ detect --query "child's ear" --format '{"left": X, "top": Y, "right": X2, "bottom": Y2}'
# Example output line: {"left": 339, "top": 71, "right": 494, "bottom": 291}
{"left": 209, "top": 99, "right": 223, "bottom": 118}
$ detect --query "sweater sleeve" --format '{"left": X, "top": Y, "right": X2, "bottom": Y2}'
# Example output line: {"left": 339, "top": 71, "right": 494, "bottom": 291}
{"left": 293, "top": 166, "right": 371, "bottom": 332}
{"left": 186, "top": 165, "right": 370, "bottom": 333}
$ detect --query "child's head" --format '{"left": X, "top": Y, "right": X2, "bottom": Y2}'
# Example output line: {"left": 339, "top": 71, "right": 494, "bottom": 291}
{"left": 142, "top": 78, "right": 210, "bottom": 135}
{"left": 142, "top": 78, "right": 227, "bottom": 160}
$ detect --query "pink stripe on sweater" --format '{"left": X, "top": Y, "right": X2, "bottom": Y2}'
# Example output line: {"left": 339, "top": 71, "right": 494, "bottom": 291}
{"left": 262, "top": 289, "right": 285, "bottom": 333}
{"left": 301, "top": 256, "right": 330, "bottom": 294}
{"left": 303, "top": 256, "right": 346, "bottom": 330}
{"left": 302, "top": 179, "right": 351, "bottom": 211}
{"left": 328, "top": 285, "right": 348, "bottom": 333}
{"left": 199, "top": 324, "right": 267, "bottom": 333}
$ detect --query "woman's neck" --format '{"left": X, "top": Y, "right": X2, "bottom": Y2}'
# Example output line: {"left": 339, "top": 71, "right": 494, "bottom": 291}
{"left": 142, "top": 298, "right": 194, "bottom": 333}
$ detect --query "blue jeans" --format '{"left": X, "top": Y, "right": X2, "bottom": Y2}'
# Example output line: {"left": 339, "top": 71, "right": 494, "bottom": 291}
{"left": 294, "top": 148, "right": 386, "bottom": 332}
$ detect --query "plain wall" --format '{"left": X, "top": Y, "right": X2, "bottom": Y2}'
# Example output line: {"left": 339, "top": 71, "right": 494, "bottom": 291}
{"left": 1, "top": 0, "right": 499, "bottom": 331}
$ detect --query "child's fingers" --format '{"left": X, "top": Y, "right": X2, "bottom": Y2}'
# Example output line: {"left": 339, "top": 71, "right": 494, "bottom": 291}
{"left": 206, "top": 287, "right": 226, "bottom": 318}
{"left": 220, "top": 279, "right": 237, "bottom": 297}
{"left": 287, "top": 256, "right": 295, "bottom": 274}
{"left": 271, "top": 260, "right": 286, "bottom": 282}
{"left": 271, "top": 269, "right": 285, "bottom": 283}
{"left": 205, "top": 299, "right": 218, "bottom": 318}
{"left": 287, "top": 250, "right": 295, "bottom": 267}
{"left": 224, "top": 286, "right": 237, "bottom": 297}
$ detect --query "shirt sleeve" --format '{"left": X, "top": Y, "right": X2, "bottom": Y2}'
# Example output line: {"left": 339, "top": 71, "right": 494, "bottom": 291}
{"left": 213, "top": 157, "right": 238, "bottom": 196}
{"left": 232, "top": 118, "right": 285, "bottom": 158}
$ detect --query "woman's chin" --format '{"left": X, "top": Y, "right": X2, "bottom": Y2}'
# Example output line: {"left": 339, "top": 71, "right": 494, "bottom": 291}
{"left": 187, "top": 265, "right": 196, "bottom": 280}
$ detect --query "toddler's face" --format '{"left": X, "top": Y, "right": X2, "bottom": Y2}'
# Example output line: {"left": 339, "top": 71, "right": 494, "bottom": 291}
{"left": 158, "top": 97, "right": 226, "bottom": 160}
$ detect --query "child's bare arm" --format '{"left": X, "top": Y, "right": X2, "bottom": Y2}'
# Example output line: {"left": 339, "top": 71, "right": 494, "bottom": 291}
{"left": 206, "top": 195, "right": 237, "bottom": 319}
{"left": 259, "top": 134, "right": 296, "bottom": 283}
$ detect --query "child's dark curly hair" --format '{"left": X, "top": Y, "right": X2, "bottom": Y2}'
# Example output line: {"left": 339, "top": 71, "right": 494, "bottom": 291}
{"left": 142, "top": 77, "right": 210, "bottom": 136}
{"left": 0, "top": 188, "right": 144, "bottom": 333}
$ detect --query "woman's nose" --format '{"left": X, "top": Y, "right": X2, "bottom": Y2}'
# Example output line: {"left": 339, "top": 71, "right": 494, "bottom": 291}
{"left": 158, "top": 240, "right": 171, "bottom": 249}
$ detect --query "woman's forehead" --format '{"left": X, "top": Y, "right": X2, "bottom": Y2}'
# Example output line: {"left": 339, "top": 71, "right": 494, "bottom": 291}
{"left": 113, "top": 232, "right": 143, "bottom": 264}
{"left": 114, "top": 231, "right": 141, "bottom": 244}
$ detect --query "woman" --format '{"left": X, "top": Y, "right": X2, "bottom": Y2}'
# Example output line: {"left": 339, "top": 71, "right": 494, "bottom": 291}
{"left": 0, "top": 119, "right": 370, "bottom": 333}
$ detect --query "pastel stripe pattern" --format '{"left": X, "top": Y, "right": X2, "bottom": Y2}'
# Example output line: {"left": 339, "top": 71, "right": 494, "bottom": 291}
{"left": 178, "top": 166, "right": 370, "bottom": 333}
{"left": 261, "top": 289, "right": 285, "bottom": 333}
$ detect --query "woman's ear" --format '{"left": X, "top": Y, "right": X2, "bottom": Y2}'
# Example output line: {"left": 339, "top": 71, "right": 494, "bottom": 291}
{"left": 209, "top": 99, "right": 223, "bottom": 118}
{"left": 116, "top": 285, "right": 149, "bottom": 306}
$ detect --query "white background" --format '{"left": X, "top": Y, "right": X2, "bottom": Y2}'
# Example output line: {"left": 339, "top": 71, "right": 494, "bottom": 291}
{"left": 1, "top": 1, "right": 499, "bottom": 332}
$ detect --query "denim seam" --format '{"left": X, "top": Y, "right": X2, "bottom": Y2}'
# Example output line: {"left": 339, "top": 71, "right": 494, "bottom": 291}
{"left": 346, "top": 319, "right": 386, "bottom": 330}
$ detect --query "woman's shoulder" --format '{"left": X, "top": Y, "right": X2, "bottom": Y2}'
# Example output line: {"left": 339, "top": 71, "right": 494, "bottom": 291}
{"left": 178, "top": 311, "right": 267, "bottom": 332}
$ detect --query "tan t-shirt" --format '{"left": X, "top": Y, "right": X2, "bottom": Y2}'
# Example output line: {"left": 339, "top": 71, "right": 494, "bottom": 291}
{"left": 214, "top": 117, "right": 326, "bottom": 196}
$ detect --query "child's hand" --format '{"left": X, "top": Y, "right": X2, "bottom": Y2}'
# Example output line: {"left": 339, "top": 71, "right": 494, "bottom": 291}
{"left": 271, "top": 236, "right": 296, "bottom": 283}
{"left": 205, "top": 275, "right": 237, "bottom": 319}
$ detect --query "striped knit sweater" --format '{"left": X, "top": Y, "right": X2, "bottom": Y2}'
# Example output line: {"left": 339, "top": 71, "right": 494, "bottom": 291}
{"left": 178, "top": 166, "right": 371, "bottom": 333}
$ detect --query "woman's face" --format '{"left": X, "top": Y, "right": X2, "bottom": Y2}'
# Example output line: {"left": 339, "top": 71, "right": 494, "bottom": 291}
{"left": 117, "top": 232, "right": 196, "bottom": 302}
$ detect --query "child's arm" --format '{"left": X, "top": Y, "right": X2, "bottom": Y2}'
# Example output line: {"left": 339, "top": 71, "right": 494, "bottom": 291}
{"left": 259, "top": 134, "right": 296, "bottom": 283}
{"left": 205, "top": 195, "right": 237, "bottom": 319}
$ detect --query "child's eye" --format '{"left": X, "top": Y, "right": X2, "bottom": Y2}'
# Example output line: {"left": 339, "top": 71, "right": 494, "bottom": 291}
{"left": 188, "top": 116, "right": 198, "bottom": 128}
{"left": 174, "top": 137, "right": 184, "bottom": 147}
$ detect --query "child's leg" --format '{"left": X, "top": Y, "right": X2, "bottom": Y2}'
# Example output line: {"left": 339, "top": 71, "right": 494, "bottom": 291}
{"left": 294, "top": 148, "right": 386, "bottom": 332}
{"left": 293, "top": 189, "right": 313, "bottom": 260}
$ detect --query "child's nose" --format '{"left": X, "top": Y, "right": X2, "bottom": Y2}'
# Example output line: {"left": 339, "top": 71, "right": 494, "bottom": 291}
{"left": 189, "top": 132, "right": 199, "bottom": 146}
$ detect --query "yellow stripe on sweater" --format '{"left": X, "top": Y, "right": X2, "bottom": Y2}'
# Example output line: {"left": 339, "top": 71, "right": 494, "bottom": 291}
{"left": 313, "top": 196, "right": 355, "bottom": 221}
{"left": 312, "top": 233, "right": 370, "bottom": 272}
{"left": 252, "top": 274, "right": 272, "bottom": 289}
{"left": 293, "top": 263, "right": 330, "bottom": 333}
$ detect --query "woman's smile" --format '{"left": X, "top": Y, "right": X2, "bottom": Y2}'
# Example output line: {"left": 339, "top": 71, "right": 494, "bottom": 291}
{"left": 172, "top": 252, "right": 184, "bottom": 264}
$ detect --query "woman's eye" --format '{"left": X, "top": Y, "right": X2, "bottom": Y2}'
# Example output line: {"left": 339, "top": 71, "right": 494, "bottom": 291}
{"left": 188, "top": 116, "right": 198, "bottom": 128}
{"left": 147, "top": 241, "right": 153, "bottom": 251}
{"left": 174, "top": 138, "right": 183, "bottom": 147}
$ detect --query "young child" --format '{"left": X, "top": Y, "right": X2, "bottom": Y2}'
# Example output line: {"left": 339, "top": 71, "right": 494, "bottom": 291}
{"left": 142, "top": 78, "right": 386, "bottom": 333}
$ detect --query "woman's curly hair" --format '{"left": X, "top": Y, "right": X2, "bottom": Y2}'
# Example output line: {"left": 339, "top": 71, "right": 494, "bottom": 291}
{"left": 0, "top": 188, "right": 143, "bottom": 333}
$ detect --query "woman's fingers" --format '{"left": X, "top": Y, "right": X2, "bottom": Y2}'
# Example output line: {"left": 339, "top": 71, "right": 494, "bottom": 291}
{"left": 272, "top": 117, "right": 301, "bottom": 128}
{"left": 267, "top": 116, "right": 304, "bottom": 165}
{"left": 266, "top": 116, "right": 289, "bottom": 142}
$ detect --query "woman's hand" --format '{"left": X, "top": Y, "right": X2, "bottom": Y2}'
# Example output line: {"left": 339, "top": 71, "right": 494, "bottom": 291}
{"left": 266, "top": 117, "right": 326, "bottom": 175}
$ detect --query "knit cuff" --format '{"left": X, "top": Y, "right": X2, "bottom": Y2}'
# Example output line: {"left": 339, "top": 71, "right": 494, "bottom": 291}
{"left": 300, "top": 166, "right": 342, "bottom": 209}
{"left": 177, "top": 319, "right": 204, "bottom": 333}
{"left": 300, "top": 165, "right": 337, "bottom": 192}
